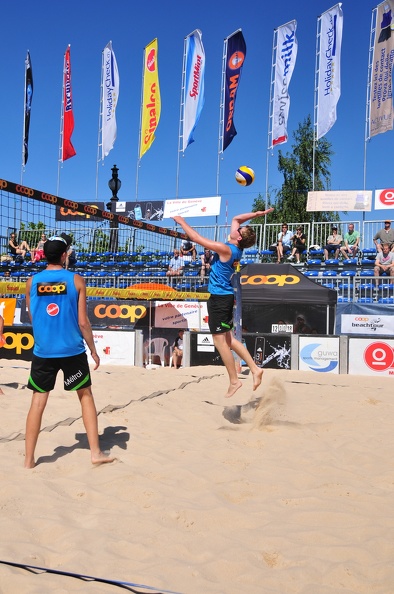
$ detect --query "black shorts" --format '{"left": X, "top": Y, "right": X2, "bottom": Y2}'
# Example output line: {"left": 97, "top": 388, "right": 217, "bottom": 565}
{"left": 207, "top": 294, "right": 234, "bottom": 334}
{"left": 28, "top": 352, "right": 92, "bottom": 393}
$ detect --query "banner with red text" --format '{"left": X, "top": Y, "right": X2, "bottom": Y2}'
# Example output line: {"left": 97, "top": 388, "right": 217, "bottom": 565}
{"left": 222, "top": 29, "right": 246, "bottom": 151}
{"left": 139, "top": 39, "right": 161, "bottom": 158}
{"left": 62, "top": 45, "right": 76, "bottom": 160}
{"left": 272, "top": 21, "right": 297, "bottom": 147}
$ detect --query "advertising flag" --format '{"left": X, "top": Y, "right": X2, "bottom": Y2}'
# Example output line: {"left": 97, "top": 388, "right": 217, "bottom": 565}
{"left": 102, "top": 41, "right": 119, "bottom": 159}
{"left": 23, "top": 51, "right": 33, "bottom": 166}
{"left": 182, "top": 29, "right": 205, "bottom": 151}
{"left": 316, "top": 3, "right": 343, "bottom": 139}
{"left": 370, "top": 0, "right": 394, "bottom": 137}
{"left": 139, "top": 38, "right": 161, "bottom": 159}
{"left": 272, "top": 21, "right": 298, "bottom": 147}
{"left": 222, "top": 30, "right": 246, "bottom": 151}
{"left": 62, "top": 45, "right": 76, "bottom": 161}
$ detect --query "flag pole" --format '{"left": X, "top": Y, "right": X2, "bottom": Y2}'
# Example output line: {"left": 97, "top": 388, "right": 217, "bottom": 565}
{"left": 57, "top": 47, "right": 67, "bottom": 196}
{"left": 176, "top": 35, "right": 187, "bottom": 199}
{"left": 216, "top": 36, "right": 227, "bottom": 207}
{"left": 265, "top": 29, "right": 277, "bottom": 211}
{"left": 136, "top": 44, "right": 146, "bottom": 201}
{"left": 313, "top": 15, "right": 322, "bottom": 193}
{"left": 96, "top": 45, "right": 105, "bottom": 201}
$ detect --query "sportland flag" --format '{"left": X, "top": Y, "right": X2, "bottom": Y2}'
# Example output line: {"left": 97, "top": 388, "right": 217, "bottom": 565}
{"left": 272, "top": 21, "right": 298, "bottom": 147}
{"left": 102, "top": 41, "right": 119, "bottom": 159}
{"left": 23, "top": 51, "right": 33, "bottom": 166}
{"left": 316, "top": 3, "right": 343, "bottom": 139}
{"left": 139, "top": 38, "right": 161, "bottom": 159}
{"left": 62, "top": 45, "right": 76, "bottom": 161}
{"left": 182, "top": 29, "right": 205, "bottom": 152}
{"left": 222, "top": 29, "right": 246, "bottom": 151}
{"left": 369, "top": 0, "right": 394, "bottom": 137}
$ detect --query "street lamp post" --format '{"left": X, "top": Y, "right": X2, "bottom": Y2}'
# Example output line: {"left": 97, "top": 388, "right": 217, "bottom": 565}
{"left": 106, "top": 164, "right": 122, "bottom": 253}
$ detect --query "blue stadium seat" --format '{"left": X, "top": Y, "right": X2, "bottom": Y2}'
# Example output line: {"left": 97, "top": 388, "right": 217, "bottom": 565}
{"left": 378, "top": 297, "right": 394, "bottom": 304}
{"left": 322, "top": 270, "right": 338, "bottom": 277}
{"left": 303, "top": 270, "right": 319, "bottom": 277}
{"left": 358, "top": 297, "right": 374, "bottom": 303}
{"left": 359, "top": 269, "right": 374, "bottom": 277}
{"left": 340, "top": 270, "right": 356, "bottom": 277}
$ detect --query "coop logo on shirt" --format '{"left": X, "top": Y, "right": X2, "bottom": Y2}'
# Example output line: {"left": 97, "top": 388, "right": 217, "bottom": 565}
{"left": 37, "top": 282, "right": 67, "bottom": 295}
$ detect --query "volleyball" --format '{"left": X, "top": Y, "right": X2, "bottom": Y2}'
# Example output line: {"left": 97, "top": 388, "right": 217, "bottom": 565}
{"left": 235, "top": 166, "right": 255, "bottom": 186}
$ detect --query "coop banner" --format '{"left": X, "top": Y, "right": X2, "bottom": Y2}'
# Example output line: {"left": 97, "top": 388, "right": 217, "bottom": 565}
{"left": 307, "top": 190, "right": 372, "bottom": 212}
{"left": 164, "top": 196, "right": 221, "bottom": 218}
{"left": 154, "top": 300, "right": 209, "bottom": 330}
{"left": 341, "top": 314, "right": 394, "bottom": 336}
{"left": 87, "top": 300, "right": 149, "bottom": 328}
{"left": 56, "top": 201, "right": 105, "bottom": 221}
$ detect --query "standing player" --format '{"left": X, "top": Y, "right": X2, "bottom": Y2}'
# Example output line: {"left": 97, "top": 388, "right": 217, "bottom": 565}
{"left": 24, "top": 235, "right": 114, "bottom": 468}
{"left": 173, "top": 208, "right": 273, "bottom": 398}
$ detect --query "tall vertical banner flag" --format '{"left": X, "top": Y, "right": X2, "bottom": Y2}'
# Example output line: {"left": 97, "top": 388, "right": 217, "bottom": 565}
{"left": 272, "top": 21, "right": 298, "bottom": 147}
{"left": 222, "top": 30, "right": 246, "bottom": 151}
{"left": 182, "top": 29, "right": 205, "bottom": 152}
{"left": 62, "top": 45, "right": 76, "bottom": 161}
{"left": 23, "top": 51, "right": 34, "bottom": 166}
{"left": 370, "top": 1, "right": 394, "bottom": 137}
{"left": 316, "top": 4, "right": 343, "bottom": 139}
{"left": 102, "top": 41, "right": 119, "bottom": 159}
{"left": 139, "top": 39, "right": 161, "bottom": 159}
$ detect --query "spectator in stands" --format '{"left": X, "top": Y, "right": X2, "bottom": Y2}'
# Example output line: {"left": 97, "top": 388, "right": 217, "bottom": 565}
{"left": 180, "top": 238, "right": 197, "bottom": 261}
{"left": 287, "top": 226, "right": 306, "bottom": 263}
{"left": 59, "top": 233, "right": 76, "bottom": 269}
{"left": 33, "top": 233, "right": 47, "bottom": 262}
{"left": 374, "top": 243, "right": 394, "bottom": 282}
{"left": 8, "top": 232, "right": 30, "bottom": 260}
{"left": 373, "top": 220, "right": 394, "bottom": 253}
{"left": 275, "top": 223, "right": 293, "bottom": 263}
{"left": 200, "top": 248, "right": 214, "bottom": 279}
{"left": 166, "top": 249, "right": 184, "bottom": 277}
{"left": 323, "top": 226, "right": 342, "bottom": 260}
{"left": 293, "top": 314, "right": 311, "bottom": 334}
{"left": 172, "top": 329, "right": 184, "bottom": 369}
{"left": 340, "top": 223, "right": 360, "bottom": 260}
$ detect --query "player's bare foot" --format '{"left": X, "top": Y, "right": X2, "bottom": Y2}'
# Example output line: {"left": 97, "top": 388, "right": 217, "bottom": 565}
{"left": 225, "top": 380, "right": 243, "bottom": 398}
{"left": 91, "top": 451, "right": 116, "bottom": 465}
{"left": 252, "top": 368, "right": 264, "bottom": 391}
{"left": 24, "top": 460, "right": 36, "bottom": 469}
{"left": 0, "top": 388, "right": 4, "bottom": 395}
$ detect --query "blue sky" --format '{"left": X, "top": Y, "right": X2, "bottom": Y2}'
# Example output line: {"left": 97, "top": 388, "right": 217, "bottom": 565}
{"left": 1, "top": 0, "right": 393, "bottom": 228}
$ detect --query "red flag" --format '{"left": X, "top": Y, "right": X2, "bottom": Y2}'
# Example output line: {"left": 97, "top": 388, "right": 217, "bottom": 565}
{"left": 62, "top": 45, "right": 76, "bottom": 160}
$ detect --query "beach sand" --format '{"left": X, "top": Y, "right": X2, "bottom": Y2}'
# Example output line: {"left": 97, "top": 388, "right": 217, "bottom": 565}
{"left": 0, "top": 360, "right": 393, "bottom": 593}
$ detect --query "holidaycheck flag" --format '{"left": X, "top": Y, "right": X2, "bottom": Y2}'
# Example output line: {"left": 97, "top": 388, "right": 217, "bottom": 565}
{"left": 23, "top": 51, "right": 34, "bottom": 166}
{"left": 102, "top": 41, "right": 119, "bottom": 159}
{"left": 182, "top": 29, "right": 205, "bottom": 151}
{"left": 272, "top": 20, "right": 297, "bottom": 147}
{"left": 316, "top": 3, "right": 343, "bottom": 139}
{"left": 62, "top": 45, "right": 76, "bottom": 161}
{"left": 222, "top": 29, "right": 246, "bottom": 152}
{"left": 139, "top": 38, "right": 161, "bottom": 159}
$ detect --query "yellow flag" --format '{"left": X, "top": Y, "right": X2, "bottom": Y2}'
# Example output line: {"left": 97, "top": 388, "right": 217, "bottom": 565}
{"left": 139, "top": 39, "right": 161, "bottom": 158}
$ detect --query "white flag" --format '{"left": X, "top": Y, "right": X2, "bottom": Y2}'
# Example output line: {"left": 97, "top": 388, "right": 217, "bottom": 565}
{"left": 272, "top": 21, "right": 298, "bottom": 147}
{"left": 102, "top": 41, "right": 119, "bottom": 159}
{"left": 316, "top": 4, "right": 343, "bottom": 139}
{"left": 182, "top": 29, "right": 205, "bottom": 151}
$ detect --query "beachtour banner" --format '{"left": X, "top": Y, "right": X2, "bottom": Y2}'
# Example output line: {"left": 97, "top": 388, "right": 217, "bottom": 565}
{"left": 164, "top": 196, "right": 221, "bottom": 218}
{"left": 272, "top": 20, "right": 298, "bottom": 147}
{"left": 222, "top": 29, "right": 246, "bottom": 151}
{"left": 316, "top": 4, "right": 343, "bottom": 139}
{"left": 374, "top": 188, "right": 394, "bottom": 210}
{"left": 341, "top": 314, "right": 394, "bottom": 336}
{"left": 101, "top": 41, "right": 119, "bottom": 159}
{"left": 307, "top": 190, "right": 372, "bottom": 212}
{"left": 139, "top": 38, "right": 161, "bottom": 158}
{"left": 182, "top": 29, "right": 205, "bottom": 152}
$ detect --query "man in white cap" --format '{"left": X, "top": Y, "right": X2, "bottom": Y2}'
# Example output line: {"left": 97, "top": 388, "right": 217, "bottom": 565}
{"left": 373, "top": 220, "right": 394, "bottom": 253}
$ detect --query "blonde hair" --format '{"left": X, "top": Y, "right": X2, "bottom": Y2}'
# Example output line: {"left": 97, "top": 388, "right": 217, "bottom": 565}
{"left": 238, "top": 226, "right": 256, "bottom": 249}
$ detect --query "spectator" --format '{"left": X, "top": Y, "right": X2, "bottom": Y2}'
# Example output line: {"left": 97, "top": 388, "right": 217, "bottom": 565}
{"left": 293, "top": 314, "right": 311, "bottom": 334}
{"left": 200, "top": 248, "right": 214, "bottom": 279}
{"left": 166, "top": 249, "right": 184, "bottom": 277}
{"left": 59, "top": 233, "right": 76, "bottom": 269}
{"left": 340, "top": 223, "right": 360, "bottom": 260}
{"left": 33, "top": 233, "right": 47, "bottom": 262}
{"left": 180, "top": 238, "right": 197, "bottom": 261}
{"left": 8, "top": 232, "right": 30, "bottom": 260}
{"left": 323, "top": 226, "right": 342, "bottom": 260}
{"left": 172, "top": 329, "right": 184, "bottom": 369}
{"left": 275, "top": 223, "right": 293, "bottom": 263}
{"left": 373, "top": 220, "right": 394, "bottom": 253}
{"left": 287, "top": 226, "right": 306, "bottom": 263}
{"left": 374, "top": 243, "right": 394, "bottom": 282}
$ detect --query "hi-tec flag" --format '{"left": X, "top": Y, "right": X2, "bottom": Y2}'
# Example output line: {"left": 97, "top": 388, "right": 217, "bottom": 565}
{"left": 272, "top": 21, "right": 298, "bottom": 147}
{"left": 222, "top": 29, "right": 246, "bottom": 151}
{"left": 182, "top": 29, "right": 205, "bottom": 152}
{"left": 369, "top": 1, "right": 394, "bottom": 137}
{"left": 62, "top": 45, "right": 76, "bottom": 161}
{"left": 139, "top": 38, "right": 161, "bottom": 159}
{"left": 102, "top": 41, "right": 119, "bottom": 159}
{"left": 23, "top": 51, "right": 33, "bottom": 166}
{"left": 316, "top": 3, "right": 343, "bottom": 139}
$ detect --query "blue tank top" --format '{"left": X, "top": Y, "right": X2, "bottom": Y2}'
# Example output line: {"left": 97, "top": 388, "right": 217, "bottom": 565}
{"left": 29, "top": 269, "right": 85, "bottom": 358}
{"left": 208, "top": 243, "right": 243, "bottom": 295}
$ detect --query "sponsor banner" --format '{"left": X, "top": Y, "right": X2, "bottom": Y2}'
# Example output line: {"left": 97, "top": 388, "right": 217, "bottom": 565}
{"left": 272, "top": 20, "right": 297, "bottom": 147}
{"left": 87, "top": 300, "right": 149, "bottom": 327}
{"left": 307, "top": 190, "right": 372, "bottom": 212}
{"left": 316, "top": 4, "right": 343, "bottom": 139}
{"left": 370, "top": 0, "right": 394, "bottom": 138}
{"left": 23, "top": 51, "right": 34, "bottom": 166}
{"left": 164, "top": 196, "right": 221, "bottom": 218}
{"left": 115, "top": 200, "right": 164, "bottom": 221}
{"left": 154, "top": 300, "right": 209, "bottom": 330}
{"left": 197, "top": 333, "right": 215, "bottom": 352}
{"left": 374, "top": 188, "right": 394, "bottom": 210}
{"left": 0, "top": 327, "right": 34, "bottom": 360}
{"left": 0, "top": 298, "right": 17, "bottom": 325}
{"left": 101, "top": 41, "right": 119, "bottom": 159}
{"left": 87, "top": 331, "right": 135, "bottom": 366}
{"left": 62, "top": 45, "right": 76, "bottom": 161}
{"left": 243, "top": 334, "right": 291, "bottom": 369}
{"left": 222, "top": 29, "right": 246, "bottom": 151}
{"left": 139, "top": 38, "right": 161, "bottom": 158}
{"left": 182, "top": 29, "right": 205, "bottom": 151}
{"left": 299, "top": 336, "right": 340, "bottom": 373}
{"left": 348, "top": 338, "right": 394, "bottom": 376}
{"left": 341, "top": 314, "right": 394, "bottom": 335}
{"left": 56, "top": 202, "right": 105, "bottom": 221}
